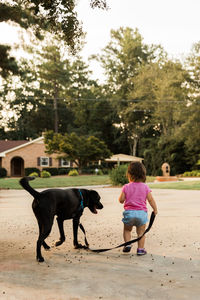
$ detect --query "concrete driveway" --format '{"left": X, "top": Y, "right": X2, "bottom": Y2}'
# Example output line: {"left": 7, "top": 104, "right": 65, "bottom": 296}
{"left": 0, "top": 187, "right": 200, "bottom": 299}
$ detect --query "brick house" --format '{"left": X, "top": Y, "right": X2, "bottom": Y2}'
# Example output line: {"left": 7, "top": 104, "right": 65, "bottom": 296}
{"left": 0, "top": 136, "right": 72, "bottom": 177}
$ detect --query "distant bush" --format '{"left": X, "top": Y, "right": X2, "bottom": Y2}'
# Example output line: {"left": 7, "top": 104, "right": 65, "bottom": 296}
{"left": 81, "top": 165, "right": 108, "bottom": 175}
{"left": 0, "top": 167, "right": 7, "bottom": 178}
{"left": 109, "top": 164, "right": 128, "bottom": 186}
{"left": 42, "top": 168, "right": 58, "bottom": 176}
{"left": 94, "top": 169, "right": 104, "bottom": 175}
{"left": 41, "top": 170, "right": 51, "bottom": 178}
{"left": 68, "top": 169, "right": 79, "bottom": 176}
{"left": 58, "top": 168, "right": 73, "bottom": 175}
{"left": 25, "top": 168, "right": 40, "bottom": 176}
{"left": 182, "top": 170, "right": 200, "bottom": 177}
{"left": 81, "top": 167, "right": 94, "bottom": 174}
{"left": 42, "top": 167, "right": 76, "bottom": 176}
{"left": 28, "top": 172, "right": 39, "bottom": 177}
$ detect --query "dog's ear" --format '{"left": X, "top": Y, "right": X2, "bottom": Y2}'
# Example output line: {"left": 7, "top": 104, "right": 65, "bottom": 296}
{"left": 89, "top": 190, "right": 100, "bottom": 200}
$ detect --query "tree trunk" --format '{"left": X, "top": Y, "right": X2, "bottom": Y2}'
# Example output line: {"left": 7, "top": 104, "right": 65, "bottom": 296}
{"left": 53, "top": 86, "right": 59, "bottom": 133}
{"left": 53, "top": 97, "right": 58, "bottom": 133}
{"left": 132, "top": 137, "right": 138, "bottom": 156}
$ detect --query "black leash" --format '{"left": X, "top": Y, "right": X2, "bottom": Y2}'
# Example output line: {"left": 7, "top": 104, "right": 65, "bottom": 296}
{"left": 79, "top": 211, "right": 155, "bottom": 253}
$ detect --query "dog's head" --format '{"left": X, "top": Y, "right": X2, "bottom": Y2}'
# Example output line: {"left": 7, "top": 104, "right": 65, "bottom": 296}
{"left": 88, "top": 190, "right": 103, "bottom": 214}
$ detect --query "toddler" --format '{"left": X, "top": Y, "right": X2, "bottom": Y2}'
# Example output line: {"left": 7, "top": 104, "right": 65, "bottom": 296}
{"left": 119, "top": 162, "right": 158, "bottom": 255}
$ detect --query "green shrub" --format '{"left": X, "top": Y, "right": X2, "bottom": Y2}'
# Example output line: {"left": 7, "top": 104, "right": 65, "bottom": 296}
{"left": 68, "top": 169, "right": 79, "bottom": 176}
{"left": 81, "top": 165, "right": 108, "bottom": 175}
{"left": 25, "top": 168, "right": 40, "bottom": 176}
{"left": 42, "top": 167, "right": 76, "bottom": 176}
{"left": 42, "top": 168, "right": 58, "bottom": 176}
{"left": 41, "top": 170, "right": 51, "bottom": 178}
{"left": 182, "top": 170, "right": 200, "bottom": 177}
{"left": 58, "top": 168, "right": 73, "bottom": 175}
{"left": 28, "top": 172, "right": 39, "bottom": 177}
{"left": 94, "top": 169, "right": 104, "bottom": 175}
{"left": 0, "top": 167, "right": 7, "bottom": 178}
{"left": 191, "top": 170, "right": 200, "bottom": 176}
{"left": 81, "top": 167, "right": 94, "bottom": 174}
{"left": 109, "top": 164, "right": 128, "bottom": 186}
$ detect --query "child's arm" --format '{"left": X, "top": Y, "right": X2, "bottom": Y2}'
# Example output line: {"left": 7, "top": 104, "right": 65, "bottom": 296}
{"left": 118, "top": 191, "right": 126, "bottom": 204}
{"left": 147, "top": 192, "right": 158, "bottom": 215}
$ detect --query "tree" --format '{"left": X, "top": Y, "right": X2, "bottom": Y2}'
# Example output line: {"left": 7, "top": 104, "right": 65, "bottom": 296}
{"left": 95, "top": 27, "right": 165, "bottom": 155}
{"left": 127, "top": 59, "right": 192, "bottom": 173}
{"left": 0, "top": 45, "right": 19, "bottom": 78}
{"left": 36, "top": 43, "right": 71, "bottom": 133}
{"left": 96, "top": 27, "right": 164, "bottom": 98}
{"left": 44, "top": 130, "right": 111, "bottom": 170}
{"left": 0, "top": 0, "right": 108, "bottom": 77}
{"left": 176, "top": 43, "right": 200, "bottom": 169}
{"left": 2, "top": 42, "right": 97, "bottom": 138}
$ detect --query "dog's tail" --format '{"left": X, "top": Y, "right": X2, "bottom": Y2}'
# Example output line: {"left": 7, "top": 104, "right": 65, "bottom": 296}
{"left": 19, "top": 177, "right": 40, "bottom": 199}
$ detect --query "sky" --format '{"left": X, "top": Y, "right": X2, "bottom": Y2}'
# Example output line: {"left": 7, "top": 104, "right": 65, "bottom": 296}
{"left": 1, "top": 0, "right": 200, "bottom": 81}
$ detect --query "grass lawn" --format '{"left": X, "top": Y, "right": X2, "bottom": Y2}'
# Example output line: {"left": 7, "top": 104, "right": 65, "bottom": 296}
{"left": 0, "top": 176, "right": 200, "bottom": 190}
{"left": 0, "top": 175, "right": 111, "bottom": 190}
{"left": 148, "top": 180, "right": 200, "bottom": 190}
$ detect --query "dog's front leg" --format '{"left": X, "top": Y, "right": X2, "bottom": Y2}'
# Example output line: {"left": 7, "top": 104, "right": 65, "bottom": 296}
{"left": 73, "top": 217, "right": 83, "bottom": 249}
{"left": 55, "top": 217, "right": 66, "bottom": 247}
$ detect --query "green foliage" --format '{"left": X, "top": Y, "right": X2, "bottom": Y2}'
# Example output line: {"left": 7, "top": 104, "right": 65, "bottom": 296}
{"left": 0, "top": 167, "right": 7, "bottom": 178}
{"left": 109, "top": 165, "right": 128, "bottom": 186}
{"left": 68, "top": 169, "right": 79, "bottom": 176}
{"left": 0, "top": 1, "right": 108, "bottom": 77}
{"left": 40, "top": 170, "right": 51, "bottom": 178}
{"left": 42, "top": 167, "right": 76, "bottom": 176}
{"left": 25, "top": 168, "right": 40, "bottom": 176}
{"left": 42, "top": 168, "right": 58, "bottom": 176}
{"left": 3, "top": 45, "right": 100, "bottom": 139}
{"left": 0, "top": 45, "right": 19, "bottom": 78}
{"left": 1, "top": 25, "right": 200, "bottom": 177}
{"left": 95, "top": 169, "right": 104, "bottom": 175}
{"left": 44, "top": 131, "right": 112, "bottom": 170}
{"left": 182, "top": 170, "right": 200, "bottom": 177}
{"left": 58, "top": 168, "right": 74, "bottom": 175}
{"left": 28, "top": 172, "right": 39, "bottom": 177}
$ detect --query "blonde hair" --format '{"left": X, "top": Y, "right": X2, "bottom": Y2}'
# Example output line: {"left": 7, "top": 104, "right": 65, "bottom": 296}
{"left": 127, "top": 162, "right": 146, "bottom": 182}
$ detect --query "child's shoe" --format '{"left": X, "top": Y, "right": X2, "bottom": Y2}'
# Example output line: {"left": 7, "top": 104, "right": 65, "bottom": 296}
{"left": 123, "top": 245, "right": 132, "bottom": 253}
{"left": 137, "top": 248, "right": 147, "bottom": 256}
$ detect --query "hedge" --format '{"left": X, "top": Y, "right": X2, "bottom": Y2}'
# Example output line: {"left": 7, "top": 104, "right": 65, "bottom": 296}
{"left": 25, "top": 168, "right": 40, "bottom": 176}
{"left": 0, "top": 167, "right": 7, "bottom": 178}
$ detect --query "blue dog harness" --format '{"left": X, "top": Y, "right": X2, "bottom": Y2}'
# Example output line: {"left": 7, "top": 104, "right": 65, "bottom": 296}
{"left": 78, "top": 189, "right": 84, "bottom": 211}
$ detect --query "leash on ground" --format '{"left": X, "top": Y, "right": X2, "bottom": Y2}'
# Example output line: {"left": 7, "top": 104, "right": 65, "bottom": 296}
{"left": 79, "top": 211, "right": 155, "bottom": 253}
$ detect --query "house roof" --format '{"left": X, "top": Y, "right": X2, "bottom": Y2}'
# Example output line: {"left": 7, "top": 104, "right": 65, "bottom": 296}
{"left": 0, "top": 140, "right": 29, "bottom": 152}
{"left": 0, "top": 137, "right": 43, "bottom": 157}
{"left": 105, "top": 153, "right": 143, "bottom": 162}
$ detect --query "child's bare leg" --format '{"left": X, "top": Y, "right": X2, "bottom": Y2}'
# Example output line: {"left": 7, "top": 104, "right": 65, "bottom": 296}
{"left": 123, "top": 224, "right": 132, "bottom": 242}
{"left": 136, "top": 224, "right": 146, "bottom": 249}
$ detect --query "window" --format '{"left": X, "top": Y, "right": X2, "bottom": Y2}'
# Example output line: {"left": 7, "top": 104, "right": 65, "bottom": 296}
{"left": 40, "top": 157, "right": 49, "bottom": 167}
{"left": 61, "top": 158, "right": 70, "bottom": 167}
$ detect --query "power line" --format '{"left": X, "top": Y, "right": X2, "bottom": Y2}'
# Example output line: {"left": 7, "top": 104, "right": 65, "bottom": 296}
{"left": 4, "top": 96, "right": 200, "bottom": 103}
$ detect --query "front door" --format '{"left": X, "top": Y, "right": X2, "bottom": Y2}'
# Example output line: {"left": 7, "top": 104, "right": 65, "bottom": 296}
{"left": 11, "top": 157, "right": 24, "bottom": 177}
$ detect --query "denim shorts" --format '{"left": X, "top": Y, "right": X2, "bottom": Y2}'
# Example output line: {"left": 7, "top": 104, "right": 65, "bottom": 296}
{"left": 122, "top": 210, "right": 148, "bottom": 227}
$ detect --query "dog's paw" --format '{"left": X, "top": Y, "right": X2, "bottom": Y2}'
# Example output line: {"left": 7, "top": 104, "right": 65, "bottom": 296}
{"left": 37, "top": 257, "right": 45, "bottom": 263}
{"left": 43, "top": 243, "right": 50, "bottom": 250}
{"left": 55, "top": 240, "right": 64, "bottom": 247}
{"left": 74, "top": 243, "right": 84, "bottom": 249}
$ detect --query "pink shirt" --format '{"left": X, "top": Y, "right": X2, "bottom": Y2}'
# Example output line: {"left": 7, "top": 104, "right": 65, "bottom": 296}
{"left": 122, "top": 182, "right": 151, "bottom": 212}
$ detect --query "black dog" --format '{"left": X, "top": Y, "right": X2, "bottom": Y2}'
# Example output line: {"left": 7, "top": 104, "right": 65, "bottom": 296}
{"left": 19, "top": 176, "right": 103, "bottom": 262}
